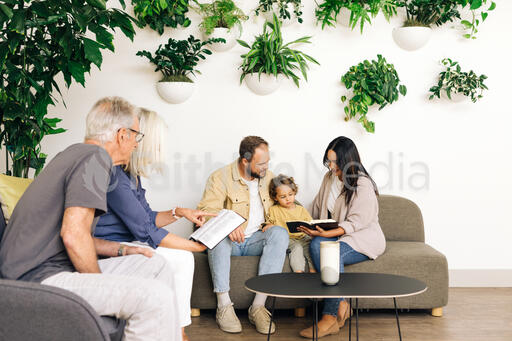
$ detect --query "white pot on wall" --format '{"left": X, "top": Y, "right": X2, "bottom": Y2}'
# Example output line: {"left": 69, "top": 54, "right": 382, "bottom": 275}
{"left": 337, "top": 8, "right": 352, "bottom": 28}
{"left": 441, "top": 91, "right": 467, "bottom": 103}
{"left": 244, "top": 73, "right": 282, "bottom": 96}
{"left": 156, "top": 81, "right": 195, "bottom": 104}
{"left": 392, "top": 26, "right": 432, "bottom": 51}
{"left": 203, "top": 27, "right": 239, "bottom": 52}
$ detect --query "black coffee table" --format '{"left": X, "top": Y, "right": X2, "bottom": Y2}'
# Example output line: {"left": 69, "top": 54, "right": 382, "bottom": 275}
{"left": 245, "top": 273, "right": 427, "bottom": 341}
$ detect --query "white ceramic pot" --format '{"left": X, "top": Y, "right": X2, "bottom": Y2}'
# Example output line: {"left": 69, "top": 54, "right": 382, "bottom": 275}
{"left": 320, "top": 241, "right": 340, "bottom": 286}
{"left": 337, "top": 8, "right": 351, "bottom": 28}
{"left": 441, "top": 90, "right": 467, "bottom": 103}
{"left": 244, "top": 73, "right": 282, "bottom": 96}
{"left": 156, "top": 81, "right": 195, "bottom": 104}
{"left": 392, "top": 26, "right": 432, "bottom": 51}
{"left": 203, "top": 27, "right": 239, "bottom": 52}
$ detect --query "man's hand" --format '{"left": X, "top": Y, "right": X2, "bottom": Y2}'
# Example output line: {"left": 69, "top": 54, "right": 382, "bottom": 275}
{"left": 229, "top": 225, "right": 245, "bottom": 243}
{"left": 191, "top": 242, "right": 207, "bottom": 252}
{"left": 177, "top": 208, "right": 217, "bottom": 226}
{"left": 125, "top": 245, "right": 153, "bottom": 258}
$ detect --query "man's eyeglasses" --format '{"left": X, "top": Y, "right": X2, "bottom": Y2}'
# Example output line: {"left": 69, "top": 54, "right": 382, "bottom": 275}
{"left": 121, "top": 128, "right": 145, "bottom": 143}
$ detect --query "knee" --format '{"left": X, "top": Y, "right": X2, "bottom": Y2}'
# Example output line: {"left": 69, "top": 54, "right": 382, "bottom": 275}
{"left": 267, "top": 226, "right": 289, "bottom": 246}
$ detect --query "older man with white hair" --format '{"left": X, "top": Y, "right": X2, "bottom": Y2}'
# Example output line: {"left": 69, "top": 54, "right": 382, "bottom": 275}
{"left": 0, "top": 97, "right": 181, "bottom": 341}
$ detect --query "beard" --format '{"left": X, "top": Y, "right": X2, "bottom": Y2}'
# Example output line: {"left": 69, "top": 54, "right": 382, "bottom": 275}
{"left": 245, "top": 164, "right": 263, "bottom": 179}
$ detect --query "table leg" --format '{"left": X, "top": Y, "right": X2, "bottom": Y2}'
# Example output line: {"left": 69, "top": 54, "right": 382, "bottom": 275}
{"left": 393, "top": 298, "right": 402, "bottom": 341}
{"left": 313, "top": 299, "right": 319, "bottom": 341}
{"left": 355, "top": 298, "right": 359, "bottom": 341}
{"left": 267, "top": 296, "right": 276, "bottom": 341}
{"left": 348, "top": 298, "right": 352, "bottom": 341}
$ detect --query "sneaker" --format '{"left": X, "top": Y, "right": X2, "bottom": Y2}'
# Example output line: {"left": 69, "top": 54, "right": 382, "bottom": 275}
{"left": 216, "top": 303, "right": 242, "bottom": 333}
{"left": 248, "top": 305, "right": 276, "bottom": 334}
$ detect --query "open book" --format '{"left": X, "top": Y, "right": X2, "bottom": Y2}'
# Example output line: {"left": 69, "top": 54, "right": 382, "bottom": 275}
{"left": 189, "top": 209, "right": 246, "bottom": 249}
{"left": 286, "top": 219, "right": 339, "bottom": 233}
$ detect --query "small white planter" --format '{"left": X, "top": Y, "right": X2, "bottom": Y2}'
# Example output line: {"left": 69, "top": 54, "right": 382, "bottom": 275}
{"left": 337, "top": 8, "right": 352, "bottom": 28}
{"left": 156, "top": 81, "right": 195, "bottom": 104}
{"left": 392, "top": 26, "right": 432, "bottom": 51}
{"left": 441, "top": 91, "right": 467, "bottom": 103}
{"left": 203, "top": 27, "right": 239, "bottom": 52}
{"left": 244, "top": 73, "right": 282, "bottom": 96}
{"left": 263, "top": 3, "right": 296, "bottom": 27}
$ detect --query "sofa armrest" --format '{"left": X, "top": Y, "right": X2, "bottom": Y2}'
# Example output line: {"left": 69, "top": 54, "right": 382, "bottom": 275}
{"left": 0, "top": 278, "right": 111, "bottom": 341}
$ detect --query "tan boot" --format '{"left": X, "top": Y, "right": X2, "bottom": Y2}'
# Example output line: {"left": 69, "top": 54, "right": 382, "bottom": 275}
{"left": 337, "top": 301, "right": 352, "bottom": 328}
{"left": 299, "top": 320, "right": 339, "bottom": 338}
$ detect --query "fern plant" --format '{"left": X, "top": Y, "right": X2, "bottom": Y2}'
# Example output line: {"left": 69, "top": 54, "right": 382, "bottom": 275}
{"left": 315, "top": 0, "right": 397, "bottom": 32}
{"left": 255, "top": 0, "right": 304, "bottom": 24}
{"left": 429, "top": 58, "right": 488, "bottom": 103}
{"left": 136, "top": 35, "right": 225, "bottom": 83}
{"left": 341, "top": 55, "right": 407, "bottom": 133}
{"left": 192, "top": 0, "right": 248, "bottom": 35}
{"left": 237, "top": 13, "right": 319, "bottom": 87}
{"left": 132, "top": 0, "right": 192, "bottom": 35}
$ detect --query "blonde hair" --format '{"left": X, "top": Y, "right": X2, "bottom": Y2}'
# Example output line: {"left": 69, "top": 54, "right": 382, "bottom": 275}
{"left": 127, "top": 108, "right": 168, "bottom": 178}
{"left": 85, "top": 97, "right": 136, "bottom": 144}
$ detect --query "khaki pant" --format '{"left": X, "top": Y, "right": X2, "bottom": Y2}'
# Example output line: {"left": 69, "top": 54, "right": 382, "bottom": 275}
{"left": 42, "top": 254, "right": 181, "bottom": 341}
{"left": 288, "top": 236, "right": 314, "bottom": 272}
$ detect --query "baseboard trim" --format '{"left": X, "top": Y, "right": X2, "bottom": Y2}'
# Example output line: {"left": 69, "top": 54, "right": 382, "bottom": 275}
{"left": 449, "top": 269, "right": 512, "bottom": 287}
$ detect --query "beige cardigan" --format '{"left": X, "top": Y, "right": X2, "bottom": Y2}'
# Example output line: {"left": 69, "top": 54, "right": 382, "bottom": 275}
{"left": 311, "top": 172, "right": 386, "bottom": 260}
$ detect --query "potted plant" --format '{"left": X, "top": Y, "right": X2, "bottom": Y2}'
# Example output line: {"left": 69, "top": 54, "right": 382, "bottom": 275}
{"left": 315, "top": 0, "right": 397, "bottom": 32}
{"left": 429, "top": 58, "right": 488, "bottom": 103}
{"left": 136, "top": 35, "right": 224, "bottom": 104}
{"left": 255, "top": 0, "right": 304, "bottom": 26}
{"left": 340, "top": 54, "right": 407, "bottom": 133}
{"left": 192, "top": 0, "right": 248, "bottom": 52}
{"left": 0, "top": 0, "right": 137, "bottom": 178}
{"left": 237, "top": 13, "right": 319, "bottom": 96}
{"left": 132, "top": 0, "right": 192, "bottom": 35}
{"left": 459, "top": 0, "right": 496, "bottom": 39}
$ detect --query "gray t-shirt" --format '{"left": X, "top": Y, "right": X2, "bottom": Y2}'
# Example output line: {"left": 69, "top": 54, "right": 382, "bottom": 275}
{"left": 0, "top": 143, "right": 112, "bottom": 282}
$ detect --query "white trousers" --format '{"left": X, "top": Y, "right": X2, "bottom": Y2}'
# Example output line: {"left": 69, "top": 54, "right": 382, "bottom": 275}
{"left": 42, "top": 254, "right": 181, "bottom": 341}
{"left": 123, "top": 242, "right": 194, "bottom": 327}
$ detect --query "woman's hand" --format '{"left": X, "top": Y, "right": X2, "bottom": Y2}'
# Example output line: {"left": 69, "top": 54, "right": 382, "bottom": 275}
{"left": 191, "top": 241, "right": 207, "bottom": 252}
{"left": 298, "top": 226, "right": 330, "bottom": 237}
{"left": 125, "top": 245, "right": 153, "bottom": 258}
{"left": 176, "top": 208, "right": 217, "bottom": 226}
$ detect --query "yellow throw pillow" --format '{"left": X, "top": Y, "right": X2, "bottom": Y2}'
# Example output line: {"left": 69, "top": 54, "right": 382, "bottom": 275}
{"left": 0, "top": 174, "right": 33, "bottom": 224}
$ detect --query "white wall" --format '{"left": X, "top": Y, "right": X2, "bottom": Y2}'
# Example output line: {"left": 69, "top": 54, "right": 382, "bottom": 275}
{"left": 34, "top": 1, "right": 512, "bottom": 285}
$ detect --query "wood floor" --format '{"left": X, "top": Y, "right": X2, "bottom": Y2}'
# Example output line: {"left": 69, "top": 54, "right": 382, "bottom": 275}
{"left": 186, "top": 288, "right": 512, "bottom": 341}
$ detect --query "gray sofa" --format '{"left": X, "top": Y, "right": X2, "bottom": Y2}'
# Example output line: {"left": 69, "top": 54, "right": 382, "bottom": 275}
{"left": 0, "top": 207, "right": 125, "bottom": 341}
{"left": 191, "top": 194, "right": 449, "bottom": 316}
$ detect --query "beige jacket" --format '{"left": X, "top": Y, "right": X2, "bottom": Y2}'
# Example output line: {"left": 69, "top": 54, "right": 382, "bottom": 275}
{"left": 197, "top": 161, "right": 274, "bottom": 232}
{"left": 311, "top": 172, "right": 386, "bottom": 259}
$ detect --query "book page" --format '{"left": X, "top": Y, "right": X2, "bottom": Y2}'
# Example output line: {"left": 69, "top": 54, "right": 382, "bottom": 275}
{"left": 189, "top": 209, "right": 246, "bottom": 249}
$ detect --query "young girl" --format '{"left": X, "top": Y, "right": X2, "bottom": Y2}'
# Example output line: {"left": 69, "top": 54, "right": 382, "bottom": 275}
{"left": 264, "top": 174, "right": 315, "bottom": 273}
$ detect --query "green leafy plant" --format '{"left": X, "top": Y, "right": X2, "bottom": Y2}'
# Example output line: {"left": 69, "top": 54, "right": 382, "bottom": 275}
{"left": 459, "top": 0, "right": 496, "bottom": 39}
{"left": 192, "top": 0, "right": 248, "bottom": 36}
{"left": 237, "top": 13, "right": 319, "bottom": 87}
{"left": 132, "top": 0, "right": 192, "bottom": 35}
{"left": 136, "top": 35, "right": 225, "bottom": 83}
{"left": 0, "top": 0, "right": 137, "bottom": 178}
{"left": 255, "top": 0, "right": 304, "bottom": 24}
{"left": 340, "top": 54, "right": 407, "bottom": 133}
{"left": 315, "top": 0, "right": 397, "bottom": 32}
{"left": 429, "top": 58, "right": 488, "bottom": 103}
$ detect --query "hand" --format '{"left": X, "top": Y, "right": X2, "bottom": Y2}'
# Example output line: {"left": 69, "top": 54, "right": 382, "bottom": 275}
{"left": 297, "top": 225, "right": 329, "bottom": 237}
{"left": 261, "top": 224, "right": 272, "bottom": 233}
{"left": 191, "top": 241, "right": 207, "bottom": 252}
{"left": 229, "top": 225, "right": 245, "bottom": 243}
{"left": 177, "top": 208, "right": 217, "bottom": 226}
{"left": 125, "top": 245, "right": 153, "bottom": 258}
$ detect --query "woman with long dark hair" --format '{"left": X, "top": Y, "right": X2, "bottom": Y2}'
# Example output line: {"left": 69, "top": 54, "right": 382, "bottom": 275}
{"left": 298, "top": 136, "right": 386, "bottom": 338}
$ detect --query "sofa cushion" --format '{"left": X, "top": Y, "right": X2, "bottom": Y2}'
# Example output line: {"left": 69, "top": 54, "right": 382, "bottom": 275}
{"left": 0, "top": 174, "right": 32, "bottom": 224}
{"left": 378, "top": 195, "right": 425, "bottom": 242}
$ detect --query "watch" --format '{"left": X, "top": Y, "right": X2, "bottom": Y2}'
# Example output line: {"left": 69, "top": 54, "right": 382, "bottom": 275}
{"left": 172, "top": 207, "right": 179, "bottom": 218}
{"left": 117, "top": 244, "right": 125, "bottom": 257}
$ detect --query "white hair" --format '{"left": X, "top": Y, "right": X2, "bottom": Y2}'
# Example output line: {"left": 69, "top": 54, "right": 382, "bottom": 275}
{"left": 128, "top": 108, "right": 168, "bottom": 179}
{"left": 85, "top": 97, "right": 136, "bottom": 144}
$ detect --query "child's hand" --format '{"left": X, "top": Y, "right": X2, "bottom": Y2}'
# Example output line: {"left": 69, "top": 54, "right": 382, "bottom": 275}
{"left": 261, "top": 224, "right": 273, "bottom": 233}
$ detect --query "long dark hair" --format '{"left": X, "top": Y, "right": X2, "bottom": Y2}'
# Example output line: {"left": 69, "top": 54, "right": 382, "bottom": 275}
{"left": 323, "top": 136, "right": 378, "bottom": 205}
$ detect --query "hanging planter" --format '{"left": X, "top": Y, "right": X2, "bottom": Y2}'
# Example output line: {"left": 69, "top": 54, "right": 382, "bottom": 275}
{"left": 156, "top": 81, "right": 195, "bottom": 104}
{"left": 202, "top": 27, "right": 239, "bottom": 52}
{"left": 244, "top": 73, "right": 282, "bottom": 96}
{"left": 256, "top": 0, "right": 303, "bottom": 26}
{"left": 392, "top": 26, "right": 432, "bottom": 51}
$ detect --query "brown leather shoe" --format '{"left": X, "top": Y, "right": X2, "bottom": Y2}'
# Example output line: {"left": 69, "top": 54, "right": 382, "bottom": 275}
{"left": 299, "top": 321, "right": 339, "bottom": 338}
{"left": 337, "top": 301, "right": 352, "bottom": 327}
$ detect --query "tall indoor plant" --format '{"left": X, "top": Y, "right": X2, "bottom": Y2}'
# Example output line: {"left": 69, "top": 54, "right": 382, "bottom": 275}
{"left": 137, "top": 35, "right": 224, "bottom": 104}
{"left": 315, "top": 0, "right": 398, "bottom": 32}
{"left": 238, "top": 13, "right": 319, "bottom": 95}
{"left": 0, "top": 0, "right": 137, "bottom": 178}
{"left": 340, "top": 54, "right": 407, "bottom": 133}
{"left": 192, "top": 0, "right": 248, "bottom": 52}
{"left": 131, "top": 0, "right": 192, "bottom": 35}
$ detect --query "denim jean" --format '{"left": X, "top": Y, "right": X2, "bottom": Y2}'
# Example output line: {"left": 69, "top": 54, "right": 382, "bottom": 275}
{"left": 310, "top": 236, "right": 369, "bottom": 316}
{"left": 208, "top": 225, "right": 289, "bottom": 293}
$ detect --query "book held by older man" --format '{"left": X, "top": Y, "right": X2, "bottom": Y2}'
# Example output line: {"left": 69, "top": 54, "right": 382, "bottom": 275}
{"left": 189, "top": 209, "right": 246, "bottom": 249}
{"left": 286, "top": 219, "right": 339, "bottom": 233}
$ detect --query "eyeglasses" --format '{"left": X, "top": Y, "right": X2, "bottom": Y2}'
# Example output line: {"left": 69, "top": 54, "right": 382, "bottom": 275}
{"left": 118, "top": 127, "right": 145, "bottom": 143}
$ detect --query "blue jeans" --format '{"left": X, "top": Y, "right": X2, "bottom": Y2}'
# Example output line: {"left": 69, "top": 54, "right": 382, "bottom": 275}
{"left": 310, "top": 237, "right": 369, "bottom": 316}
{"left": 208, "top": 226, "right": 289, "bottom": 293}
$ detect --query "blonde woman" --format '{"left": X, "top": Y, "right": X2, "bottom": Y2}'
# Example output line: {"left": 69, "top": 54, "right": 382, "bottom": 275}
{"left": 94, "top": 108, "right": 214, "bottom": 341}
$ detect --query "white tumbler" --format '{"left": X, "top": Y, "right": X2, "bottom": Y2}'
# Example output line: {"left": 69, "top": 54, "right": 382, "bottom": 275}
{"left": 320, "top": 241, "right": 340, "bottom": 285}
